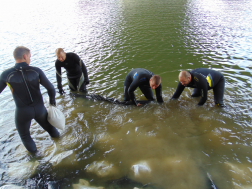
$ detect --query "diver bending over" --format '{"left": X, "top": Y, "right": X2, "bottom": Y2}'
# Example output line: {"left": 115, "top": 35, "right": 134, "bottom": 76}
{"left": 171, "top": 68, "right": 225, "bottom": 107}
{"left": 123, "top": 68, "right": 163, "bottom": 106}
{"left": 0, "top": 46, "right": 59, "bottom": 153}
{"left": 55, "top": 48, "right": 89, "bottom": 94}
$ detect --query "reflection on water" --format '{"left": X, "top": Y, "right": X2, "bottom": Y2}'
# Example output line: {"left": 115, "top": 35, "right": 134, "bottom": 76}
{"left": 0, "top": 0, "right": 252, "bottom": 188}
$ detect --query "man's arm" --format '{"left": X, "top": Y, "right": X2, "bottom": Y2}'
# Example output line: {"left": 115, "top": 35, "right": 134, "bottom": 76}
{"left": 171, "top": 82, "right": 185, "bottom": 99}
{"left": 80, "top": 60, "right": 89, "bottom": 84}
{"left": 196, "top": 75, "right": 208, "bottom": 106}
{"left": 155, "top": 84, "right": 163, "bottom": 103}
{"left": 128, "top": 79, "right": 140, "bottom": 106}
{"left": 39, "top": 68, "right": 56, "bottom": 105}
{"left": 0, "top": 73, "right": 7, "bottom": 93}
{"left": 55, "top": 61, "right": 63, "bottom": 93}
{"left": 72, "top": 53, "right": 89, "bottom": 85}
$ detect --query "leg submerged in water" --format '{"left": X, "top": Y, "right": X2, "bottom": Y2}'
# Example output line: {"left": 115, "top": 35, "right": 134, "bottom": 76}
{"left": 15, "top": 107, "right": 37, "bottom": 153}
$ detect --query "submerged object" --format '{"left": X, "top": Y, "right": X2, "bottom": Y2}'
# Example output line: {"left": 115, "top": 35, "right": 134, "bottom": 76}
{"left": 49, "top": 150, "right": 74, "bottom": 166}
{"left": 72, "top": 179, "right": 104, "bottom": 189}
{"left": 86, "top": 160, "right": 118, "bottom": 177}
{"left": 7, "top": 161, "right": 39, "bottom": 180}
{"left": 131, "top": 161, "right": 151, "bottom": 176}
{"left": 70, "top": 93, "right": 152, "bottom": 105}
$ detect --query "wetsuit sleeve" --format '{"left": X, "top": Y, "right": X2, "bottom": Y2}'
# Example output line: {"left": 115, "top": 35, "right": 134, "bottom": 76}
{"left": 80, "top": 60, "right": 89, "bottom": 83}
{"left": 196, "top": 74, "right": 208, "bottom": 106}
{"left": 155, "top": 84, "right": 163, "bottom": 103}
{"left": 128, "top": 80, "right": 139, "bottom": 106}
{"left": 55, "top": 60, "right": 62, "bottom": 90}
{"left": 171, "top": 82, "right": 185, "bottom": 99}
{"left": 0, "top": 73, "right": 7, "bottom": 93}
{"left": 72, "top": 53, "right": 89, "bottom": 83}
{"left": 39, "top": 69, "right": 56, "bottom": 105}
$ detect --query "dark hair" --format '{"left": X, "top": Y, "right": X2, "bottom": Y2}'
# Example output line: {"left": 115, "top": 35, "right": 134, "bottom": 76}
{"left": 13, "top": 46, "right": 30, "bottom": 60}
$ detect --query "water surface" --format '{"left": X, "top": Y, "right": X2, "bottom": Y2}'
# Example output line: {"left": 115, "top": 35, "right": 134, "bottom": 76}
{"left": 0, "top": 0, "right": 252, "bottom": 188}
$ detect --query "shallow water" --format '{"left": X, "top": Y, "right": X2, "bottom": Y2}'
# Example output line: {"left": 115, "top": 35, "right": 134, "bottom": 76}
{"left": 0, "top": 0, "right": 252, "bottom": 188}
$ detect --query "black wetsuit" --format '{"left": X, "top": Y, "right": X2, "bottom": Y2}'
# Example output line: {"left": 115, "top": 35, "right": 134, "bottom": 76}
{"left": 0, "top": 62, "right": 59, "bottom": 152}
{"left": 123, "top": 68, "right": 163, "bottom": 106}
{"left": 172, "top": 68, "right": 225, "bottom": 106}
{"left": 55, "top": 52, "right": 89, "bottom": 92}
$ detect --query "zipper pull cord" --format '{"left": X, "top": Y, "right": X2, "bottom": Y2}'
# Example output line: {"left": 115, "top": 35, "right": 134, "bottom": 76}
{"left": 20, "top": 67, "right": 33, "bottom": 103}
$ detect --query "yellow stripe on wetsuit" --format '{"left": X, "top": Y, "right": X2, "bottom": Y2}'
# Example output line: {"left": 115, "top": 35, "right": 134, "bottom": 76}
{"left": 7, "top": 82, "right": 13, "bottom": 93}
{"left": 206, "top": 75, "right": 213, "bottom": 88}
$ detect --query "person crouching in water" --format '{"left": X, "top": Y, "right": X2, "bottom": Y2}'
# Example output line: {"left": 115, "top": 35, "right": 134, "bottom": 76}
{"left": 123, "top": 68, "right": 163, "bottom": 106}
{"left": 171, "top": 68, "right": 225, "bottom": 107}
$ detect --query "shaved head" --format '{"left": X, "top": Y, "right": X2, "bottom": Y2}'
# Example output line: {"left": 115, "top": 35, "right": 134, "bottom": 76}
{"left": 179, "top": 71, "right": 191, "bottom": 79}
{"left": 179, "top": 71, "right": 191, "bottom": 86}
{"left": 55, "top": 48, "right": 65, "bottom": 55}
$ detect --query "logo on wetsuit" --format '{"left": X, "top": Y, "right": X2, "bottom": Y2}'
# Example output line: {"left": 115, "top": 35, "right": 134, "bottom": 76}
{"left": 194, "top": 76, "right": 199, "bottom": 82}
{"left": 133, "top": 72, "right": 138, "bottom": 79}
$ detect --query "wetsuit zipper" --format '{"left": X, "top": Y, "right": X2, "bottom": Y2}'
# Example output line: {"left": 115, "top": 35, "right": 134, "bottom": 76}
{"left": 20, "top": 67, "right": 33, "bottom": 103}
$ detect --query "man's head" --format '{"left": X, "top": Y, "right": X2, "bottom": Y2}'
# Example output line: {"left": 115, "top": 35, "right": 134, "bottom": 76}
{"left": 149, "top": 75, "right": 161, "bottom": 89}
{"left": 13, "top": 46, "right": 31, "bottom": 64}
{"left": 55, "top": 48, "right": 66, "bottom": 62}
{"left": 179, "top": 71, "right": 191, "bottom": 86}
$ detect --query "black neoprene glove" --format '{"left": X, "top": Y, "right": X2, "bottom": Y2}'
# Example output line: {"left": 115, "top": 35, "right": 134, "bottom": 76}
{"left": 50, "top": 99, "right": 56, "bottom": 106}
{"left": 59, "top": 89, "right": 65, "bottom": 95}
{"left": 85, "top": 79, "right": 90, "bottom": 85}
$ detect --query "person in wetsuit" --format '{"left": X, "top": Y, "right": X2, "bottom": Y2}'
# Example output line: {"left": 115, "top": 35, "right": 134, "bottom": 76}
{"left": 171, "top": 68, "right": 225, "bottom": 107}
{"left": 55, "top": 48, "right": 89, "bottom": 94}
{"left": 0, "top": 46, "right": 59, "bottom": 153}
{"left": 123, "top": 68, "right": 163, "bottom": 106}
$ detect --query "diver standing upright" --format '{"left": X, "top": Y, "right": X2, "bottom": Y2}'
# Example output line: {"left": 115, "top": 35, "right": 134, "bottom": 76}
{"left": 0, "top": 46, "right": 59, "bottom": 152}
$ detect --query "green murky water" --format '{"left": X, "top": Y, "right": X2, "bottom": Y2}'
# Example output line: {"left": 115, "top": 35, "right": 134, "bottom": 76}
{"left": 0, "top": 0, "right": 252, "bottom": 188}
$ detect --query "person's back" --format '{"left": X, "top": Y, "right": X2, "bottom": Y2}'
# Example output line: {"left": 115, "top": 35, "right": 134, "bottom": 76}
{"left": 190, "top": 68, "right": 223, "bottom": 88}
{"left": 0, "top": 46, "right": 59, "bottom": 153}
{"left": 125, "top": 68, "right": 154, "bottom": 84}
{"left": 1, "top": 63, "right": 54, "bottom": 107}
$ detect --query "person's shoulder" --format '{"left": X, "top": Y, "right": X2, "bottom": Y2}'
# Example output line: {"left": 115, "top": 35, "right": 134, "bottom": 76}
{"left": 1, "top": 66, "right": 16, "bottom": 75}
{"left": 67, "top": 52, "right": 79, "bottom": 57}
{"left": 28, "top": 65, "right": 42, "bottom": 71}
{"left": 67, "top": 52, "right": 80, "bottom": 60}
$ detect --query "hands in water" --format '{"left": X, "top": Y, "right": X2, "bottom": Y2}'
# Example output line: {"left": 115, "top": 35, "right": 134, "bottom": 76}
{"left": 59, "top": 89, "right": 65, "bottom": 95}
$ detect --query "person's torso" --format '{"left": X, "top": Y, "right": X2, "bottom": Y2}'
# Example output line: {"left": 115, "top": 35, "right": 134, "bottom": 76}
{"left": 56, "top": 53, "right": 82, "bottom": 78}
{"left": 2, "top": 63, "right": 43, "bottom": 107}
{"left": 189, "top": 68, "right": 222, "bottom": 89}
